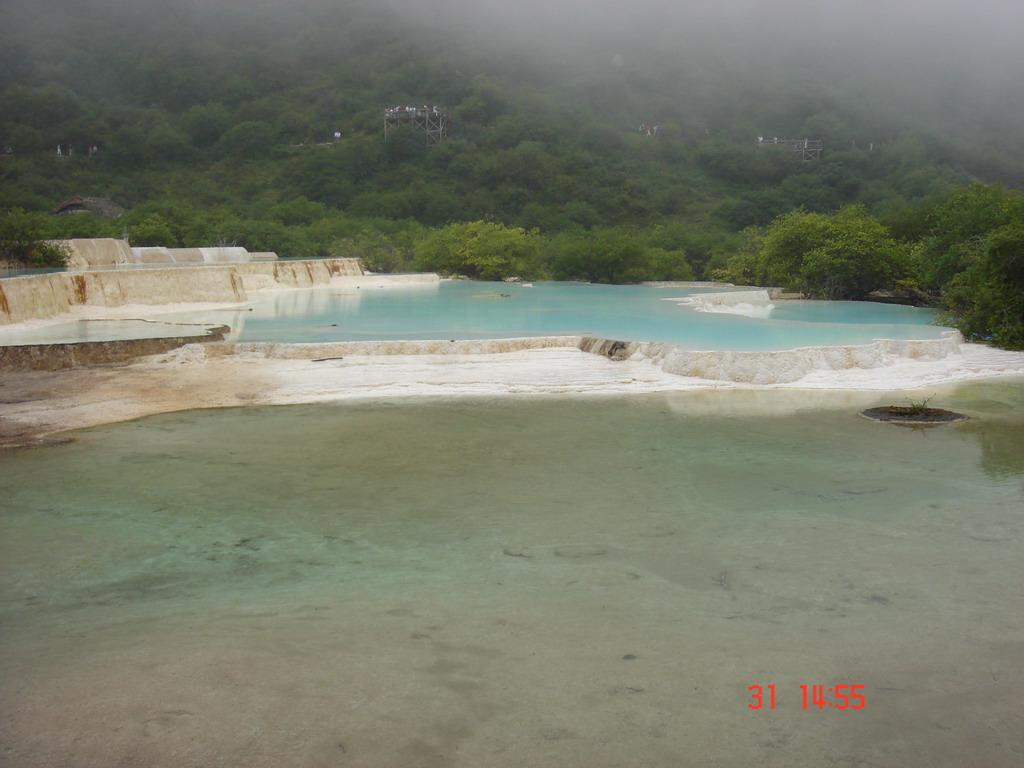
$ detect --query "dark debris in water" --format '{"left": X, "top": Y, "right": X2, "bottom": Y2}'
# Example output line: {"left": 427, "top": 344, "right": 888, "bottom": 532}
{"left": 860, "top": 406, "right": 967, "bottom": 425}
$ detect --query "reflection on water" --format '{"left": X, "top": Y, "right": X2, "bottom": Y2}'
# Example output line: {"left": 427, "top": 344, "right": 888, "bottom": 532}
{"left": 971, "top": 423, "right": 1024, "bottom": 479}
{"left": 945, "top": 378, "right": 1024, "bottom": 479}
{"left": 1, "top": 383, "right": 1022, "bottom": 766}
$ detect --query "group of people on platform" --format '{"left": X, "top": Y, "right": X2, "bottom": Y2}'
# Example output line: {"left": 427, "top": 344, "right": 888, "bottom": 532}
{"left": 385, "top": 105, "right": 444, "bottom": 118}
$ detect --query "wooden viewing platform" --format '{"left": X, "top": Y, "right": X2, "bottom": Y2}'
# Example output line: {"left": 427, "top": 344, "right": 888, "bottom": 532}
{"left": 384, "top": 106, "right": 450, "bottom": 145}
{"left": 757, "top": 137, "right": 823, "bottom": 161}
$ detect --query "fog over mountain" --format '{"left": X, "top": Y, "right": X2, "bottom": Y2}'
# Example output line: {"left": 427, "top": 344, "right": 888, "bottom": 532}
{"left": 4, "top": 0, "right": 1024, "bottom": 196}
{"left": 5, "top": 0, "right": 1022, "bottom": 153}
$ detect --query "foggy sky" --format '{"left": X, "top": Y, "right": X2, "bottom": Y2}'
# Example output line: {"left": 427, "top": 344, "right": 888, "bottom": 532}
{"left": 271, "top": 0, "right": 1024, "bottom": 105}
{"left": 12, "top": 0, "right": 1024, "bottom": 72}
{"left": 348, "top": 0, "right": 1024, "bottom": 106}
{"left": 372, "top": 0, "right": 1024, "bottom": 53}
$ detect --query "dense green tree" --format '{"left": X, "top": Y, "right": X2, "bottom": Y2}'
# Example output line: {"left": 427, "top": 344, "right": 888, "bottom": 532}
{"left": 333, "top": 230, "right": 415, "bottom": 273}
{"left": 716, "top": 205, "right": 911, "bottom": 299}
{"left": 220, "top": 218, "right": 316, "bottom": 258}
{"left": 551, "top": 228, "right": 650, "bottom": 284}
{"left": 696, "top": 141, "right": 798, "bottom": 185}
{"left": 916, "top": 183, "right": 1024, "bottom": 292}
{"left": 180, "top": 103, "right": 233, "bottom": 148}
{"left": 797, "top": 208, "right": 913, "bottom": 299}
{"left": 778, "top": 173, "right": 844, "bottom": 213}
{"left": 0, "top": 208, "right": 69, "bottom": 267}
{"left": 381, "top": 128, "right": 430, "bottom": 165}
{"left": 127, "top": 214, "right": 178, "bottom": 247}
{"left": 718, "top": 190, "right": 791, "bottom": 229}
{"left": 8, "top": 125, "right": 44, "bottom": 154}
{"left": 453, "top": 76, "right": 507, "bottom": 125}
{"left": 214, "top": 121, "right": 277, "bottom": 160}
{"left": 413, "top": 221, "right": 540, "bottom": 280}
{"left": 646, "top": 247, "right": 695, "bottom": 281}
{"left": 1, "top": 85, "right": 82, "bottom": 131}
{"left": 144, "top": 123, "right": 196, "bottom": 164}
{"left": 46, "top": 212, "right": 119, "bottom": 240}
{"left": 269, "top": 197, "right": 328, "bottom": 227}
{"left": 939, "top": 223, "right": 1024, "bottom": 349}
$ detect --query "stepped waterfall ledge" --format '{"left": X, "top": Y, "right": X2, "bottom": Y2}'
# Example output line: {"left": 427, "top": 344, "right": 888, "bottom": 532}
{"left": 0, "top": 257, "right": 367, "bottom": 325}
{"left": 53, "top": 238, "right": 280, "bottom": 268}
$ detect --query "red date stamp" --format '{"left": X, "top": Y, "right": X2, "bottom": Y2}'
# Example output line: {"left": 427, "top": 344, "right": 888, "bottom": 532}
{"left": 748, "top": 684, "right": 866, "bottom": 710}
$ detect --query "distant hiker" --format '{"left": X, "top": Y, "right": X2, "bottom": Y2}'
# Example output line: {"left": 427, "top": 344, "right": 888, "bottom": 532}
{"left": 56, "top": 144, "right": 62, "bottom": 156}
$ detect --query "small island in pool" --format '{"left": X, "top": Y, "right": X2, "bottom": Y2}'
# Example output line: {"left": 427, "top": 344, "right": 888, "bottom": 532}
{"left": 861, "top": 401, "right": 967, "bottom": 425}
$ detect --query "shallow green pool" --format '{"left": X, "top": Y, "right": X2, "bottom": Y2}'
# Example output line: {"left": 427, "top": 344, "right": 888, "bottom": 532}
{"left": 2, "top": 381, "right": 1022, "bottom": 767}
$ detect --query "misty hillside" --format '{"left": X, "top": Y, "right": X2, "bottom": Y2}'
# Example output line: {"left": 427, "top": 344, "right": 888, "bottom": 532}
{"left": 3, "top": 0, "right": 1024, "bottom": 274}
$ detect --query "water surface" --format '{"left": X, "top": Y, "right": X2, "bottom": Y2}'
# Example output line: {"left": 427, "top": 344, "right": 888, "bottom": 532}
{"left": 2, "top": 382, "right": 1022, "bottom": 767}
{"left": 219, "top": 281, "right": 945, "bottom": 350}
{"left": 0, "top": 280, "right": 947, "bottom": 350}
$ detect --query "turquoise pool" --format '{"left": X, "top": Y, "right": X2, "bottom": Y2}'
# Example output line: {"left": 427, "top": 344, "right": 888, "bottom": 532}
{"left": 214, "top": 281, "right": 946, "bottom": 351}
{"left": 0, "top": 279, "right": 948, "bottom": 351}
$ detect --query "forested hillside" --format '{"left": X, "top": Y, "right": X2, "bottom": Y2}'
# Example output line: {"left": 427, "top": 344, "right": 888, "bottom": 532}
{"left": 2, "top": 0, "right": 1023, "bottom": 345}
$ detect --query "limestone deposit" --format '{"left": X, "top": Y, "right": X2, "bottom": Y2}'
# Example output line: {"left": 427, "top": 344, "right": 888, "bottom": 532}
{"left": 0, "top": 258, "right": 364, "bottom": 325}
{"left": 56, "top": 238, "right": 277, "bottom": 269}
{"left": 59, "top": 238, "right": 134, "bottom": 267}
